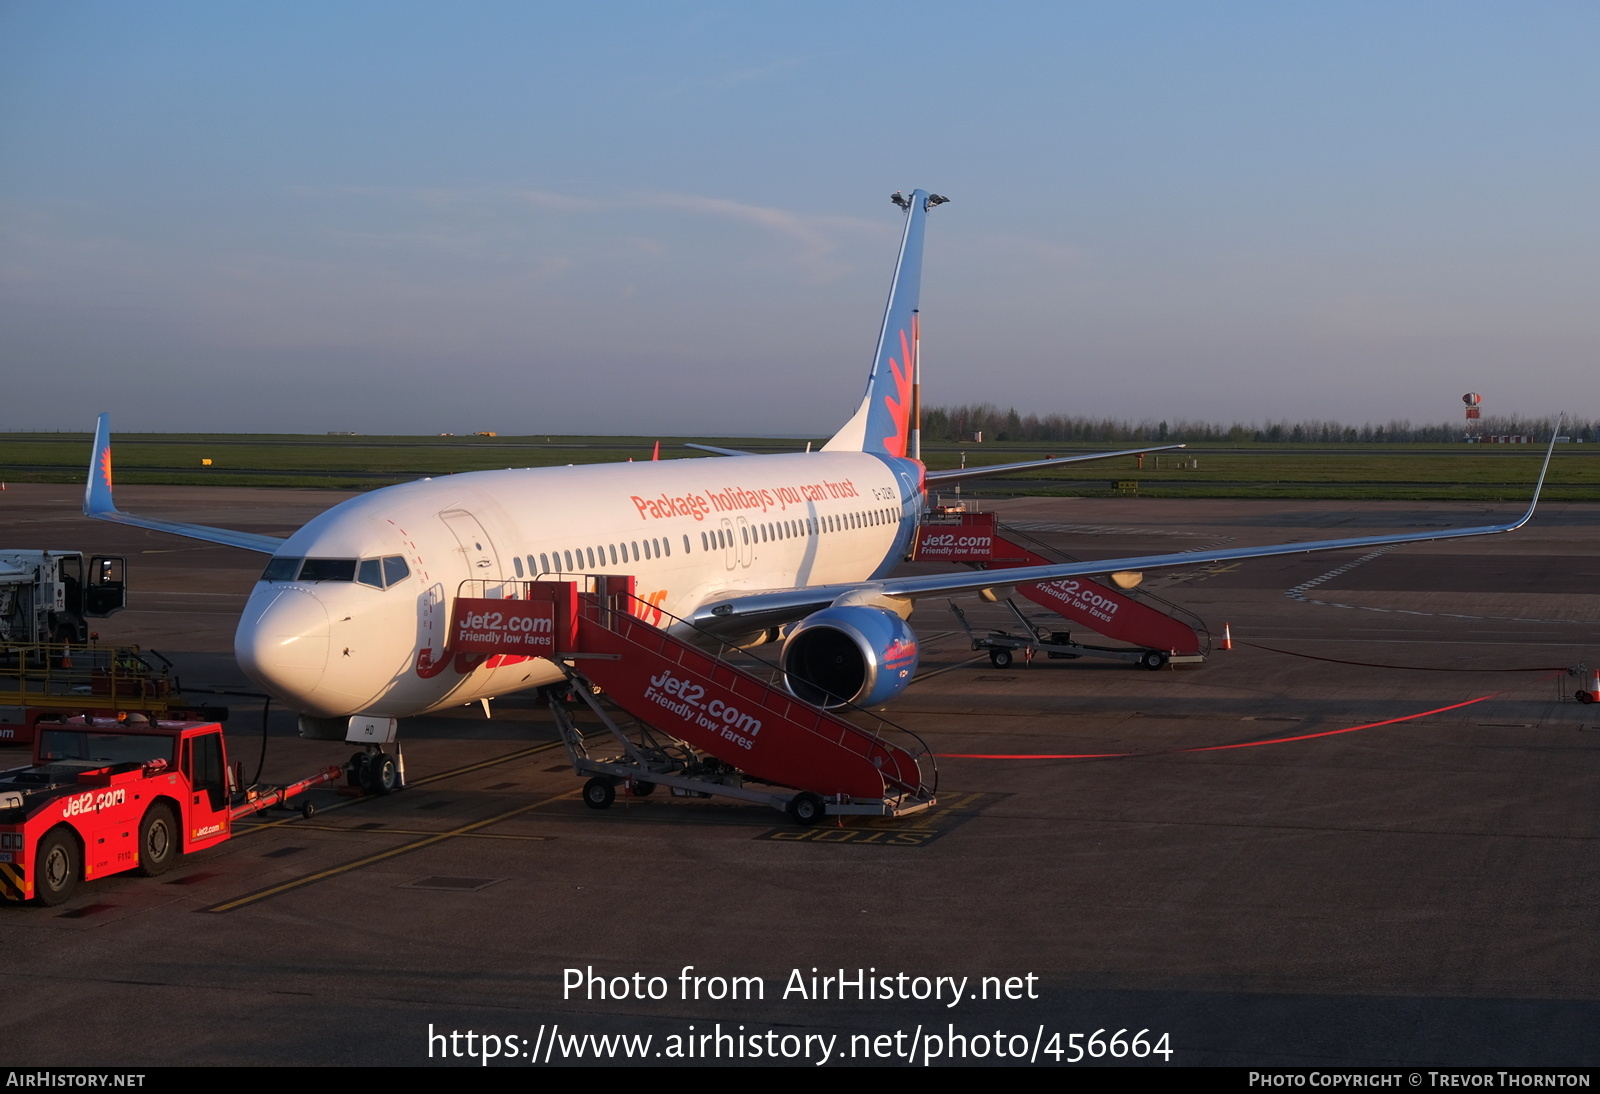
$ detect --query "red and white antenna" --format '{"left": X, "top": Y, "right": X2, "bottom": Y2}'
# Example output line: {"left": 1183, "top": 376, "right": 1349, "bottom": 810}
{"left": 1463, "top": 393, "right": 1482, "bottom": 441}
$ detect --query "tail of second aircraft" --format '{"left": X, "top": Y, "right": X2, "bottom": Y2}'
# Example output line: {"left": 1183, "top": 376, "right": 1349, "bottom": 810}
{"left": 823, "top": 189, "right": 947, "bottom": 459}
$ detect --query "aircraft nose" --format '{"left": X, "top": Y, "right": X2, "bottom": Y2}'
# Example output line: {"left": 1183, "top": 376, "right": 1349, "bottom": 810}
{"left": 235, "top": 588, "right": 331, "bottom": 703}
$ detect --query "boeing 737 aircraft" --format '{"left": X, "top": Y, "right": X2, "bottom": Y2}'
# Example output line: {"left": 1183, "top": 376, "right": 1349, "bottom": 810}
{"left": 84, "top": 189, "right": 1551, "bottom": 750}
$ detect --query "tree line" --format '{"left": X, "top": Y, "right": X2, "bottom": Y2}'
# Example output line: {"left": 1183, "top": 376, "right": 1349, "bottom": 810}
{"left": 922, "top": 405, "right": 1594, "bottom": 444}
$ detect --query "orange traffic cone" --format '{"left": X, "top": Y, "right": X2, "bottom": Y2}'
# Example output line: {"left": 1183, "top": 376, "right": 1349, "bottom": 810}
{"left": 1577, "top": 666, "right": 1598, "bottom": 704}
{"left": 1221, "top": 623, "right": 1233, "bottom": 651}
{"left": 60, "top": 645, "right": 73, "bottom": 670}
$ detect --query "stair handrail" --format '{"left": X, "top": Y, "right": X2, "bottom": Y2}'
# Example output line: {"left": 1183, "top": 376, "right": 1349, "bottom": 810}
{"left": 581, "top": 589, "right": 937, "bottom": 801}
{"left": 455, "top": 573, "right": 940, "bottom": 800}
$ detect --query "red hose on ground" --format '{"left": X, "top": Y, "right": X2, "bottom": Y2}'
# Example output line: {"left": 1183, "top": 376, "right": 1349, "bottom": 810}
{"left": 936, "top": 688, "right": 1540, "bottom": 761}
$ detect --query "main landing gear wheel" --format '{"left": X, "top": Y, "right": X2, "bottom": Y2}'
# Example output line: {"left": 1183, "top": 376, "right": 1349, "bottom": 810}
{"left": 365, "top": 752, "right": 399, "bottom": 796}
{"left": 347, "top": 752, "right": 369, "bottom": 788}
{"left": 989, "top": 648, "right": 1013, "bottom": 669}
{"left": 1140, "top": 650, "right": 1168, "bottom": 671}
{"left": 135, "top": 802, "right": 180, "bottom": 877}
{"left": 35, "top": 828, "right": 81, "bottom": 907}
{"left": 787, "top": 792, "right": 826, "bottom": 827}
{"left": 583, "top": 777, "right": 616, "bottom": 810}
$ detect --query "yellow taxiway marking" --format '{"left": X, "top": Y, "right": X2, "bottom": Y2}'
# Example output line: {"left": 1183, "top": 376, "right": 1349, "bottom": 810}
{"left": 206, "top": 790, "right": 575, "bottom": 913}
{"left": 407, "top": 741, "right": 565, "bottom": 787}
{"left": 276, "top": 822, "right": 551, "bottom": 841}
{"left": 232, "top": 741, "right": 564, "bottom": 833}
{"left": 911, "top": 654, "right": 987, "bottom": 685}
{"left": 754, "top": 791, "right": 995, "bottom": 848}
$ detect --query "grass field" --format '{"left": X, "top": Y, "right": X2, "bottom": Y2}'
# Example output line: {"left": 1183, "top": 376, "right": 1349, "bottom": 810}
{"left": 1, "top": 432, "right": 1592, "bottom": 501}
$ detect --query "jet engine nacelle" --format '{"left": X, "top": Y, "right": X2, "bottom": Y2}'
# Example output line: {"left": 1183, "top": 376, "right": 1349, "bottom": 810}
{"left": 779, "top": 605, "right": 919, "bottom": 709}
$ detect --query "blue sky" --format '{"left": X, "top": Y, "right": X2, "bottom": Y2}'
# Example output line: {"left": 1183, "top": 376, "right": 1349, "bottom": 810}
{"left": 3, "top": 2, "right": 1597, "bottom": 434}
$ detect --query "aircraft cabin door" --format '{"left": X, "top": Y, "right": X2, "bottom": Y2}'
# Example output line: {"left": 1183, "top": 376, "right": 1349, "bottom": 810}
{"left": 720, "top": 518, "right": 736, "bottom": 571}
{"left": 735, "top": 517, "right": 753, "bottom": 568}
{"left": 439, "top": 509, "right": 504, "bottom": 592}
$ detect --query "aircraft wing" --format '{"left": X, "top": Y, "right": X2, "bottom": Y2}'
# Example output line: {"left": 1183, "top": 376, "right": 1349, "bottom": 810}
{"left": 691, "top": 437, "right": 1555, "bottom": 633}
{"left": 82, "top": 414, "right": 287, "bottom": 555}
{"left": 925, "top": 443, "right": 1186, "bottom": 485}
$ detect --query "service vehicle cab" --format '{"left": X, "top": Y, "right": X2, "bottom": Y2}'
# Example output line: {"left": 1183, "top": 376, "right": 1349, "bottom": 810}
{"left": 0, "top": 716, "right": 337, "bottom": 905}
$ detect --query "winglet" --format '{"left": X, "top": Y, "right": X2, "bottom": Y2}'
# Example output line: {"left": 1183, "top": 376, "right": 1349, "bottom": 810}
{"left": 1509, "top": 419, "right": 1561, "bottom": 531}
{"left": 84, "top": 412, "right": 117, "bottom": 517}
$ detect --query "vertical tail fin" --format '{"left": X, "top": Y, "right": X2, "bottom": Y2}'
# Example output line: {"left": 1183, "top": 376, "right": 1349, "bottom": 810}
{"left": 85, "top": 412, "right": 116, "bottom": 517}
{"left": 824, "top": 189, "right": 947, "bottom": 456}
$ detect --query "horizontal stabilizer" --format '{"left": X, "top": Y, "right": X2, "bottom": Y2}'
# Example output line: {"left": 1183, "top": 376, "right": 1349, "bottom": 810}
{"left": 926, "top": 444, "right": 1187, "bottom": 485}
{"left": 83, "top": 414, "right": 286, "bottom": 555}
{"left": 684, "top": 443, "right": 758, "bottom": 457}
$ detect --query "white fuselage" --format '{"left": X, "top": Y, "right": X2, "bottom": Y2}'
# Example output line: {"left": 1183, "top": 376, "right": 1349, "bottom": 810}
{"left": 234, "top": 451, "right": 919, "bottom": 718}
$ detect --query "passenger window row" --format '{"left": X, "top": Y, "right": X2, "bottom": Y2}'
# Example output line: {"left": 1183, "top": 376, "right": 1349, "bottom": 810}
{"left": 519, "top": 535, "right": 680, "bottom": 578}
{"left": 260, "top": 507, "right": 900, "bottom": 584}
{"left": 710, "top": 507, "right": 901, "bottom": 548}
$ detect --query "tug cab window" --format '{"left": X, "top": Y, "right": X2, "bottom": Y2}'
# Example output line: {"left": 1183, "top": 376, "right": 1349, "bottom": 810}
{"left": 38, "top": 730, "right": 174, "bottom": 767}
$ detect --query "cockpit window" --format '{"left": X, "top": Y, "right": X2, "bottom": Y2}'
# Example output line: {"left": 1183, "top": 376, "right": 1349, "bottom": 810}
{"left": 262, "top": 556, "right": 407, "bottom": 586}
{"left": 298, "top": 559, "right": 357, "bottom": 582}
{"left": 261, "top": 557, "right": 303, "bottom": 581}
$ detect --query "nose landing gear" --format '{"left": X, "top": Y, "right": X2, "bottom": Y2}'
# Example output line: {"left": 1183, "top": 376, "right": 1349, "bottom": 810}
{"left": 348, "top": 744, "right": 404, "bottom": 795}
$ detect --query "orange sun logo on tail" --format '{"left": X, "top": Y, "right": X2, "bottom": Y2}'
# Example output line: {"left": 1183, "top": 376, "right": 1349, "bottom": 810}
{"left": 98, "top": 447, "right": 113, "bottom": 488}
{"left": 878, "top": 325, "right": 915, "bottom": 457}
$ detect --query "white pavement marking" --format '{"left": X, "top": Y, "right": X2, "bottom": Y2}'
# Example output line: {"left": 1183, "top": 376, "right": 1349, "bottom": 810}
{"left": 1286, "top": 546, "right": 1586, "bottom": 625}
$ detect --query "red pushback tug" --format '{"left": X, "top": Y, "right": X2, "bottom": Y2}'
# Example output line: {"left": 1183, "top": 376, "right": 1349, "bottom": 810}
{"left": 0, "top": 716, "right": 339, "bottom": 905}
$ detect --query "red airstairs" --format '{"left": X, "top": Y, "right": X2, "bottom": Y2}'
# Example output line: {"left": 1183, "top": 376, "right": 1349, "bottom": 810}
{"left": 916, "top": 512, "right": 1210, "bottom": 668}
{"left": 451, "top": 576, "right": 936, "bottom": 825}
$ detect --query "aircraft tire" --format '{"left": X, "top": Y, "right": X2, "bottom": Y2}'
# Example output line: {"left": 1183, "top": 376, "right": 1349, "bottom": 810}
{"left": 347, "top": 752, "right": 369, "bottom": 788}
{"left": 583, "top": 778, "right": 615, "bottom": 810}
{"left": 368, "top": 752, "right": 399, "bottom": 795}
